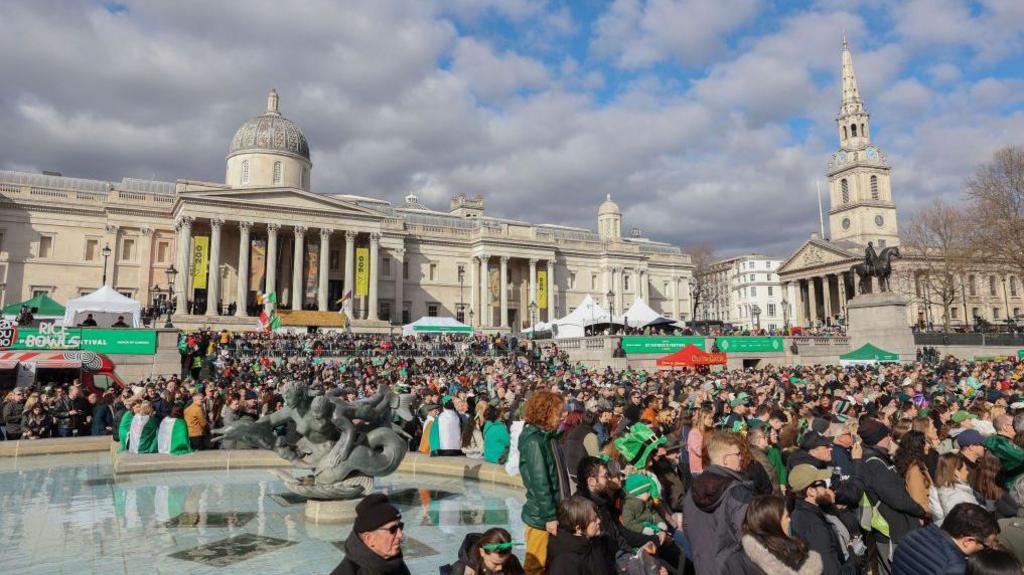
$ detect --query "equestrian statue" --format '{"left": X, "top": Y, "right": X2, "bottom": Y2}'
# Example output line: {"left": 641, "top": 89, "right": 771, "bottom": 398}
{"left": 851, "top": 242, "right": 901, "bottom": 293}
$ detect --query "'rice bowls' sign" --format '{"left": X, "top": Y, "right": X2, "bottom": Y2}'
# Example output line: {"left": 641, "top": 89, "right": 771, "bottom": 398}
{"left": 8, "top": 324, "right": 158, "bottom": 354}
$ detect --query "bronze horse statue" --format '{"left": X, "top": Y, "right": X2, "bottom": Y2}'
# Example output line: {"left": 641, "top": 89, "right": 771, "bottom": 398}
{"left": 851, "top": 245, "right": 901, "bottom": 293}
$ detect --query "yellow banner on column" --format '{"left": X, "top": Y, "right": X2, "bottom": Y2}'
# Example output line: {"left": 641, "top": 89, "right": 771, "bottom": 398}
{"left": 355, "top": 247, "right": 369, "bottom": 296}
{"left": 537, "top": 270, "right": 548, "bottom": 309}
{"left": 191, "top": 236, "right": 209, "bottom": 289}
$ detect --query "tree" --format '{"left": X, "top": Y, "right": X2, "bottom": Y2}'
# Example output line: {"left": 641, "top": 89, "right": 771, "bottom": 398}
{"left": 900, "top": 199, "right": 974, "bottom": 331}
{"left": 966, "top": 146, "right": 1024, "bottom": 279}
{"left": 686, "top": 243, "right": 715, "bottom": 322}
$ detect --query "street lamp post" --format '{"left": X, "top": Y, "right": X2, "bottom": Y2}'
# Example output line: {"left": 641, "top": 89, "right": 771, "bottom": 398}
{"left": 164, "top": 264, "right": 178, "bottom": 329}
{"left": 468, "top": 307, "right": 475, "bottom": 328}
{"left": 458, "top": 266, "right": 465, "bottom": 323}
{"left": 751, "top": 304, "right": 761, "bottom": 331}
{"left": 101, "top": 244, "right": 112, "bottom": 286}
{"left": 607, "top": 290, "right": 615, "bottom": 334}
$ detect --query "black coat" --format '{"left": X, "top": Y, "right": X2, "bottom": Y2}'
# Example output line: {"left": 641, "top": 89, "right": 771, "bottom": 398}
{"left": 545, "top": 529, "right": 611, "bottom": 575}
{"left": 856, "top": 446, "right": 927, "bottom": 544}
{"left": 789, "top": 499, "right": 855, "bottom": 575}
{"left": 329, "top": 532, "right": 412, "bottom": 575}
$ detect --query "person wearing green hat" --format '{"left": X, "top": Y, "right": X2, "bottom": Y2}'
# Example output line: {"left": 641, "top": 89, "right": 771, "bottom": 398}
{"left": 621, "top": 473, "right": 667, "bottom": 537}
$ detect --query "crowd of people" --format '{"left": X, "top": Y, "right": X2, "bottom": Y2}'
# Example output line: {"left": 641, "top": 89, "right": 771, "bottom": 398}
{"left": 7, "top": 327, "right": 1024, "bottom": 574}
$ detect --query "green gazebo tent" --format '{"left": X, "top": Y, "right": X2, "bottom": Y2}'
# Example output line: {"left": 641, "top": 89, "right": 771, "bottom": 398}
{"left": 2, "top": 293, "right": 65, "bottom": 318}
{"left": 840, "top": 343, "right": 900, "bottom": 366}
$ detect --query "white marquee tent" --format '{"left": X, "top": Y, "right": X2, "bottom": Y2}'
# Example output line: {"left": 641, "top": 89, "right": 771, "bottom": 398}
{"left": 548, "top": 294, "right": 619, "bottom": 338}
{"left": 401, "top": 316, "right": 473, "bottom": 337}
{"left": 62, "top": 285, "right": 143, "bottom": 328}
{"left": 622, "top": 297, "right": 676, "bottom": 328}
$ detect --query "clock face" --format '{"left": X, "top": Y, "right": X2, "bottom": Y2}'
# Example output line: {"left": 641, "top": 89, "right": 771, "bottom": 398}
{"left": 837, "top": 151, "right": 848, "bottom": 163}
{"left": 842, "top": 218, "right": 851, "bottom": 230}
{"left": 866, "top": 147, "right": 878, "bottom": 160}
{"left": 875, "top": 215, "right": 884, "bottom": 227}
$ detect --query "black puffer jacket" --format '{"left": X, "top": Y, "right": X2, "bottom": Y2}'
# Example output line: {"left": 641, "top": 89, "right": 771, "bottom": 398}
{"left": 892, "top": 523, "right": 965, "bottom": 574}
{"left": 545, "top": 528, "right": 611, "bottom": 575}
{"left": 329, "top": 531, "right": 412, "bottom": 575}
{"left": 789, "top": 499, "right": 856, "bottom": 575}
{"left": 856, "top": 446, "right": 927, "bottom": 544}
{"left": 682, "top": 465, "right": 754, "bottom": 574}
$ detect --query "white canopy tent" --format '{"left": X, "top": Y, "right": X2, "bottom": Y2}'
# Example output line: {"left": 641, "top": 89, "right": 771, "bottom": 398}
{"left": 62, "top": 285, "right": 143, "bottom": 328}
{"left": 401, "top": 316, "right": 473, "bottom": 337}
{"left": 549, "top": 294, "right": 619, "bottom": 339}
{"left": 622, "top": 297, "right": 675, "bottom": 328}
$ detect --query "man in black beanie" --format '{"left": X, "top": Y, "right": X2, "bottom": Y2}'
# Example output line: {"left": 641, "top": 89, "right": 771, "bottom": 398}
{"left": 331, "top": 493, "right": 411, "bottom": 575}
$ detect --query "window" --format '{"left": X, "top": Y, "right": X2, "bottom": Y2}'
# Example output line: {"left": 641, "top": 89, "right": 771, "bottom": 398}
{"left": 569, "top": 272, "right": 576, "bottom": 290}
{"left": 118, "top": 290, "right": 132, "bottom": 298}
{"left": 379, "top": 301, "right": 390, "bottom": 322}
{"left": 767, "top": 303, "right": 776, "bottom": 317}
{"left": 993, "top": 307, "right": 1001, "bottom": 320}
{"left": 121, "top": 238, "right": 135, "bottom": 262}
{"left": 38, "top": 235, "right": 53, "bottom": 258}
{"left": 427, "top": 304, "right": 438, "bottom": 317}
{"left": 429, "top": 263, "right": 437, "bottom": 281}
{"left": 382, "top": 257, "right": 392, "bottom": 278}
{"left": 750, "top": 286, "right": 757, "bottom": 297}
{"left": 841, "top": 179, "right": 849, "bottom": 203}
{"left": 1014, "top": 307, "right": 1021, "bottom": 319}
{"left": 156, "top": 241, "right": 169, "bottom": 263}
{"left": 592, "top": 273, "right": 598, "bottom": 290}
{"left": 972, "top": 307, "right": 980, "bottom": 320}
{"left": 624, "top": 274, "right": 631, "bottom": 291}
{"left": 32, "top": 289, "right": 50, "bottom": 298}
{"left": 990, "top": 275, "right": 997, "bottom": 296}
{"left": 870, "top": 175, "right": 879, "bottom": 200}
{"left": 1012, "top": 277, "right": 1019, "bottom": 297}
{"left": 330, "top": 250, "right": 340, "bottom": 270}
{"left": 272, "top": 161, "right": 282, "bottom": 184}
{"left": 749, "top": 274, "right": 755, "bottom": 282}
{"left": 950, "top": 307, "right": 959, "bottom": 319}
{"left": 851, "top": 123, "right": 857, "bottom": 137}
{"left": 878, "top": 239, "right": 886, "bottom": 248}
{"left": 969, "top": 275, "right": 977, "bottom": 296}
{"left": 402, "top": 261, "right": 409, "bottom": 280}
{"left": 402, "top": 303, "right": 410, "bottom": 324}
{"left": 241, "top": 160, "right": 250, "bottom": 184}
{"left": 85, "top": 239, "right": 98, "bottom": 261}
{"left": 767, "top": 286, "right": 773, "bottom": 296}
{"left": 91, "top": 374, "right": 115, "bottom": 391}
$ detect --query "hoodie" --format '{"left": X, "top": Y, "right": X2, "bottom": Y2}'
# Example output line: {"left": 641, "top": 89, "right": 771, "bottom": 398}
{"left": 682, "top": 464, "right": 755, "bottom": 574}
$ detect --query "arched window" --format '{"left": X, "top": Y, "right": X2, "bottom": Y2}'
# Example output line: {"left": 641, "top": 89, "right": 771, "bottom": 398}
{"left": 861, "top": 123, "right": 865, "bottom": 137}
{"left": 870, "top": 175, "right": 879, "bottom": 200}
{"left": 272, "top": 161, "right": 282, "bottom": 185}
{"left": 241, "top": 160, "right": 250, "bottom": 184}
{"left": 850, "top": 124, "right": 857, "bottom": 137}
{"left": 841, "top": 179, "right": 849, "bottom": 203}
{"left": 842, "top": 126, "right": 847, "bottom": 140}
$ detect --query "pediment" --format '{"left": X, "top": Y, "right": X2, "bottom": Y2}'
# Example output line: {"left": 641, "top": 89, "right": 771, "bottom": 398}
{"left": 180, "top": 187, "right": 382, "bottom": 218}
{"left": 778, "top": 240, "right": 859, "bottom": 275}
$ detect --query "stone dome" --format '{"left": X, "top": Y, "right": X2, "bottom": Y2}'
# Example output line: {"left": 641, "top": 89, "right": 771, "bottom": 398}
{"left": 227, "top": 89, "right": 310, "bottom": 161}
{"left": 598, "top": 194, "right": 620, "bottom": 216}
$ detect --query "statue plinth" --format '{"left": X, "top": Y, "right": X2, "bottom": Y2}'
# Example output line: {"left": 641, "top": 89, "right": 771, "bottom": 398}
{"left": 305, "top": 498, "right": 361, "bottom": 524}
{"left": 846, "top": 293, "right": 915, "bottom": 362}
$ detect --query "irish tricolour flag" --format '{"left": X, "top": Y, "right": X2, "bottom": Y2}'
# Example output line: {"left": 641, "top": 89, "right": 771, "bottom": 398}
{"left": 257, "top": 291, "right": 280, "bottom": 332}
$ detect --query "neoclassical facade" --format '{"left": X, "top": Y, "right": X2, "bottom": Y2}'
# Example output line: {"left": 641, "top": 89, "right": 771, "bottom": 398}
{"left": 0, "top": 91, "right": 693, "bottom": 331}
{"left": 779, "top": 38, "right": 1023, "bottom": 328}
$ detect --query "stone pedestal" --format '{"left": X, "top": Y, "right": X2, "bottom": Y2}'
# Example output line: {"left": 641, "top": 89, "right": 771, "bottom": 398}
{"left": 846, "top": 293, "right": 916, "bottom": 361}
{"left": 305, "top": 498, "right": 360, "bottom": 524}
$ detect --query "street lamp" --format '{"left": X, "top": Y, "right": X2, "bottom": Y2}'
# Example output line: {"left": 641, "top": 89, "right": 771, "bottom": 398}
{"left": 468, "top": 307, "right": 475, "bottom": 328}
{"left": 164, "top": 264, "right": 178, "bottom": 329}
{"left": 751, "top": 304, "right": 761, "bottom": 330}
{"left": 101, "top": 244, "right": 112, "bottom": 286}
{"left": 528, "top": 300, "right": 537, "bottom": 337}
{"left": 458, "top": 266, "right": 465, "bottom": 323}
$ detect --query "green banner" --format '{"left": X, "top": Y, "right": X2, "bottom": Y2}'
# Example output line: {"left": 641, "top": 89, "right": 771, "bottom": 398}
{"left": 714, "top": 336, "right": 785, "bottom": 353}
{"left": 1019, "top": 350, "right": 1024, "bottom": 360}
{"left": 10, "top": 325, "right": 157, "bottom": 355}
{"left": 621, "top": 336, "right": 706, "bottom": 354}
{"left": 412, "top": 325, "right": 472, "bottom": 333}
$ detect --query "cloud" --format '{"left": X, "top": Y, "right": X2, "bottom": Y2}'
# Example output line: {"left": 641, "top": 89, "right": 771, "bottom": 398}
{"left": 450, "top": 37, "right": 550, "bottom": 100}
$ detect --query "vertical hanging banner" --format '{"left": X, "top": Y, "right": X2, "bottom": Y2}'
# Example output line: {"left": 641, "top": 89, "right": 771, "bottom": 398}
{"left": 355, "top": 247, "right": 370, "bottom": 296}
{"left": 250, "top": 240, "right": 266, "bottom": 293}
{"left": 304, "top": 242, "right": 319, "bottom": 303}
{"left": 191, "top": 236, "right": 210, "bottom": 289}
{"left": 537, "top": 270, "right": 548, "bottom": 309}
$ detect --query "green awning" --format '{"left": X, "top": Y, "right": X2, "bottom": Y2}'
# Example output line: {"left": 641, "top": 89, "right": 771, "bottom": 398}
{"left": 840, "top": 343, "right": 899, "bottom": 363}
{"left": 2, "top": 293, "right": 65, "bottom": 317}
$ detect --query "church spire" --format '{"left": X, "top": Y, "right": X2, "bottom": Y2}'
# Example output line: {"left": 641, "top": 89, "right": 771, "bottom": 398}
{"left": 840, "top": 36, "right": 865, "bottom": 116}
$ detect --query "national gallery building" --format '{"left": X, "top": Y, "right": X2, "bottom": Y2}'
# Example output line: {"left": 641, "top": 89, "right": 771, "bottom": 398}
{"left": 0, "top": 90, "right": 693, "bottom": 331}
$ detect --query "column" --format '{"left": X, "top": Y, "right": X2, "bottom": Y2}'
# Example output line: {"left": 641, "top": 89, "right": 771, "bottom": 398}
{"left": 470, "top": 256, "right": 478, "bottom": 326}
{"left": 499, "top": 256, "right": 509, "bottom": 328}
{"left": 793, "top": 281, "right": 804, "bottom": 327}
{"left": 205, "top": 218, "right": 223, "bottom": 315}
{"left": 344, "top": 231, "right": 356, "bottom": 298}
{"left": 266, "top": 223, "right": 279, "bottom": 298}
{"left": 807, "top": 276, "right": 818, "bottom": 326}
{"left": 479, "top": 254, "right": 490, "bottom": 327}
{"left": 546, "top": 259, "right": 555, "bottom": 320}
{"left": 318, "top": 228, "right": 332, "bottom": 311}
{"left": 838, "top": 275, "right": 848, "bottom": 318}
{"left": 368, "top": 232, "right": 380, "bottom": 321}
{"left": 616, "top": 267, "right": 624, "bottom": 315}
{"left": 236, "top": 221, "right": 251, "bottom": 317}
{"left": 822, "top": 274, "right": 833, "bottom": 324}
{"left": 175, "top": 216, "right": 193, "bottom": 312}
{"left": 528, "top": 258, "right": 538, "bottom": 309}
{"left": 291, "top": 226, "right": 306, "bottom": 310}
{"left": 394, "top": 248, "right": 405, "bottom": 324}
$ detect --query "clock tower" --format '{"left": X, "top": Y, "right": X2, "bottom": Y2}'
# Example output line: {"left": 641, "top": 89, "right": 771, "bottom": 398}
{"left": 827, "top": 35, "right": 899, "bottom": 248}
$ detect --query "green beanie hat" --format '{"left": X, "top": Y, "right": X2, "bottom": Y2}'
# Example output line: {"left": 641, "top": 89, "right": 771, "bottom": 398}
{"left": 625, "top": 473, "right": 659, "bottom": 499}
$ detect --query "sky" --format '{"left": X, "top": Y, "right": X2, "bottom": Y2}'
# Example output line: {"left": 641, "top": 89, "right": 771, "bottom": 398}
{"left": 1, "top": 0, "right": 1023, "bottom": 258}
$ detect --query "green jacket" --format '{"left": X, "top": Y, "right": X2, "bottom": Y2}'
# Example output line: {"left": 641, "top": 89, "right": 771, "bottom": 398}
{"left": 767, "top": 445, "right": 787, "bottom": 487}
{"left": 984, "top": 434, "right": 1024, "bottom": 488}
{"left": 621, "top": 495, "right": 659, "bottom": 535}
{"left": 482, "top": 420, "right": 510, "bottom": 464}
{"left": 518, "top": 424, "right": 560, "bottom": 529}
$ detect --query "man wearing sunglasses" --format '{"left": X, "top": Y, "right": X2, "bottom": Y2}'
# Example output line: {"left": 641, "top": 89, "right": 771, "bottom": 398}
{"left": 893, "top": 502, "right": 1000, "bottom": 575}
{"left": 331, "top": 493, "right": 411, "bottom": 575}
{"left": 789, "top": 464, "right": 858, "bottom": 575}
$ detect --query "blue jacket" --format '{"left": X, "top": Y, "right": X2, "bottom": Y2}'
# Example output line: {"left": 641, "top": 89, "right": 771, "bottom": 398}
{"left": 892, "top": 524, "right": 965, "bottom": 575}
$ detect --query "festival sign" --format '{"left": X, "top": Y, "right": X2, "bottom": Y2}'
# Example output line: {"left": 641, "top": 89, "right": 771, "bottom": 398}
{"left": 355, "top": 247, "right": 369, "bottom": 296}
{"left": 714, "top": 336, "right": 785, "bottom": 353}
{"left": 537, "top": 270, "right": 548, "bottom": 309}
{"left": 8, "top": 324, "right": 158, "bottom": 354}
{"left": 191, "top": 236, "right": 210, "bottom": 289}
{"left": 621, "top": 336, "right": 706, "bottom": 354}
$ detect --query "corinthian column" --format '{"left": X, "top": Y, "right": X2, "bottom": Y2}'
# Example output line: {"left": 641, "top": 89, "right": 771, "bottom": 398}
{"left": 292, "top": 226, "right": 306, "bottom": 309}
{"left": 546, "top": 259, "right": 555, "bottom": 320}
{"left": 266, "top": 223, "right": 279, "bottom": 297}
{"left": 318, "top": 228, "right": 332, "bottom": 311}
{"left": 499, "top": 256, "right": 509, "bottom": 328}
{"left": 175, "top": 216, "right": 193, "bottom": 313}
{"left": 205, "top": 218, "right": 223, "bottom": 315}
{"left": 368, "top": 233, "right": 380, "bottom": 320}
{"left": 235, "top": 221, "right": 251, "bottom": 316}
{"left": 480, "top": 254, "right": 490, "bottom": 327}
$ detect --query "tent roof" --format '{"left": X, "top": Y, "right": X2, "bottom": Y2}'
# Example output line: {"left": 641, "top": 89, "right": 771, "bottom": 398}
{"left": 622, "top": 297, "right": 676, "bottom": 328}
{"left": 553, "top": 294, "right": 616, "bottom": 327}
{"left": 2, "top": 293, "right": 65, "bottom": 316}
{"left": 401, "top": 316, "right": 472, "bottom": 335}
{"left": 840, "top": 343, "right": 899, "bottom": 361}
{"left": 62, "top": 285, "right": 143, "bottom": 327}
{"left": 656, "top": 344, "right": 727, "bottom": 367}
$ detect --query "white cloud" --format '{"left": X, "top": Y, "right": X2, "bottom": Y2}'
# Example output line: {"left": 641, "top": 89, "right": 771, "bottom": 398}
{"left": 450, "top": 37, "right": 550, "bottom": 100}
